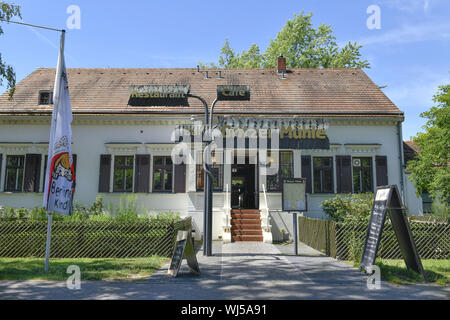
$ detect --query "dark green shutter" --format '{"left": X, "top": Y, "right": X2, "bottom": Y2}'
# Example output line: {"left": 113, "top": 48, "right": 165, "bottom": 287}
{"left": 301, "top": 155, "right": 312, "bottom": 193}
{"left": 134, "top": 154, "right": 150, "bottom": 193}
{"left": 376, "top": 156, "right": 388, "bottom": 187}
{"left": 98, "top": 154, "right": 111, "bottom": 193}
{"left": 24, "top": 154, "right": 41, "bottom": 192}
{"left": 0, "top": 154, "right": 2, "bottom": 190}
{"left": 336, "top": 156, "right": 352, "bottom": 193}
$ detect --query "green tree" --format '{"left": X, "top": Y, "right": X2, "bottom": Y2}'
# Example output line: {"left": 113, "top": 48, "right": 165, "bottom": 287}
{"left": 0, "top": 1, "right": 21, "bottom": 98}
{"left": 407, "top": 83, "right": 450, "bottom": 202}
{"left": 203, "top": 12, "right": 369, "bottom": 69}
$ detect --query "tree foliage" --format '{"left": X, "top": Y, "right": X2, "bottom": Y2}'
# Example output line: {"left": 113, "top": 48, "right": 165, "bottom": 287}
{"left": 202, "top": 12, "right": 369, "bottom": 69}
{"left": 0, "top": 1, "right": 21, "bottom": 98}
{"left": 407, "top": 83, "right": 450, "bottom": 201}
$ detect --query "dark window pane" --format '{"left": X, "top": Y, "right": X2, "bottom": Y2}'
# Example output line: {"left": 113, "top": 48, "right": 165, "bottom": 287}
{"left": 362, "top": 158, "right": 371, "bottom": 167}
{"left": 165, "top": 172, "right": 172, "bottom": 191}
{"left": 154, "top": 157, "right": 163, "bottom": 166}
{"left": 114, "top": 170, "right": 124, "bottom": 191}
{"left": 125, "top": 168, "right": 133, "bottom": 191}
{"left": 313, "top": 157, "right": 333, "bottom": 193}
{"left": 323, "top": 169, "right": 333, "bottom": 192}
{"left": 5, "top": 156, "right": 25, "bottom": 191}
{"left": 6, "top": 169, "right": 15, "bottom": 191}
{"left": 363, "top": 169, "right": 372, "bottom": 192}
{"left": 126, "top": 156, "right": 133, "bottom": 166}
{"left": 115, "top": 157, "right": 123, "bottom": 166}
{"left": 153, "top": 170, "right": 162, "bottom": 190}
{"left": 353, "top": 169, "right": 361, "bottom": 193}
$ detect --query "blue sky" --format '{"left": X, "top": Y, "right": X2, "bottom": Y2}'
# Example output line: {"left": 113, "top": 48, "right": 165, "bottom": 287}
{"left": 1, "top": 0, "right": 449, "bottom": 140}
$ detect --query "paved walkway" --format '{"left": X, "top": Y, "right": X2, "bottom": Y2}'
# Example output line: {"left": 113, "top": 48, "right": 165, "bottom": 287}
{"left": 0, "top": 242, "right": 448, "bottom": 300}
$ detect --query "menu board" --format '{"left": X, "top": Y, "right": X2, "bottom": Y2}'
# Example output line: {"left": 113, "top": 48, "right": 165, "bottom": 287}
{"left": 168, "top": 230, "right": 200, "bottom": 277}
{"left": 282, "top": 178, "right": 307, "bottom": 212}
{"left": 360, "top": 187, "right": 390, "bottom": 271}
{"left": 360, "top": 185, "right": 426, "bottom": 280}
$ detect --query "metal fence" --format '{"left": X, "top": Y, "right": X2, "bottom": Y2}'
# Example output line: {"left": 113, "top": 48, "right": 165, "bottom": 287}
{"left": 0, "top": 217, "right": 191, "bottom": 258}
{"left": 298, "top": 216, "right": 449, "bottom": 261}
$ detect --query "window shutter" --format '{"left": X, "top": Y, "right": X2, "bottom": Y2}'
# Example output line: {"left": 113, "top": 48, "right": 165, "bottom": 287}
{"left": 174, "top": 163, "right": 186, "bottom": 193}
{"left": 134, "top": 154, "right": 150, "bottom": 193}
{"left": 376, "top": 156, "right": 388, "bottom": 187}
{"left": 301, "top": 155, "right": 312, "bottom": 193}
{"left": 24, "top": 154, "right": 41, "bottom": 192}
{"left": 336, "top": 156, "right": 352, "bottom": 193}
{"left": 98, "top": 154, "right": 111, "bottom": 193}
{"left": 0, "top": 154, "right": 2, "bottom": 189}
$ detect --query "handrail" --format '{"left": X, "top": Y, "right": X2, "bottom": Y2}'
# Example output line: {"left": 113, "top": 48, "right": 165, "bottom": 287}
{"left": 261, "top": 184, "right": 271, "bottom": 233}
{"left": 223, "top": 184, "right": 231, "bottom": 233}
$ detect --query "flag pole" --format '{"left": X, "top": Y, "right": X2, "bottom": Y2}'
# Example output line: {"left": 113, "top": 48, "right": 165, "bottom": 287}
{"left": 44, "top": 29, "right": 66, "bottom": 272}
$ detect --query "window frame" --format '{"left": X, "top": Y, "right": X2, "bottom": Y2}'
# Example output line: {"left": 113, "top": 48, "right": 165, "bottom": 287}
{"left": 152, "top": 155, "right": 173, "bottom": 193}
{"left": 4, "top": 155, "right": 25, "bottom": 192}
{"left": 38, "top": 90, "right": 53, "bottom": 105}
{"left": 266, "top": 150, "right": 294, "bottom": 192}
{"left": 313, "top": 156, "right": 334, "bottom": 194}
{"left": 113, "top": 155, "right": 135, "bottom": 193}
{"left": 352, "top": 157, "right": 373, "bottom": 193}
{"left": 196, "top": 163, "right": 224, "bottom": 192}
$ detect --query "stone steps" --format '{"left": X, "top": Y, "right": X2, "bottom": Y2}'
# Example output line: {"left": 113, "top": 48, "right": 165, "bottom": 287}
{"left": 230, "top": 209, "right": 263, "bottom": 242}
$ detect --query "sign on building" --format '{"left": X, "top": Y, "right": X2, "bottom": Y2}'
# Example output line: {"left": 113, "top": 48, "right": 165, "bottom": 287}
{"left": 128, "top": 85, "right": 190, "bottom": 106}
{"left": 217, "top": 85, "right": 250, "bottom": 101}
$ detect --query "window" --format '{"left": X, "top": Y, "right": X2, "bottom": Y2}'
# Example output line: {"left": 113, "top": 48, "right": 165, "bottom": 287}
{"left": 152, "top": 156, "right": 173, "bottom": 192}
{"left": 266, "top": 151, "right": 293, "bottom": 191}
{"left": 113, "top": 156, "right": 134, "bottom": 192}
{"left": 196, "top": 163, "right": 223, "bottom": 191}
{"left": 352, "top": 157, "right": 373, "bottom": 193}
{"left": 38, "top": 91, "right": 52, "bottom": 105}
{"left": 313, "top": 157, "right": 333, "bottom": 193}
{"left": 5, "top": 155, "right": 25, "bottom": 192}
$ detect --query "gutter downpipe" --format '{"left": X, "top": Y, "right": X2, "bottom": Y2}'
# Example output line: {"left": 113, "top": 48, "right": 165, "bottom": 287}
{"left": 397, "top": 120, "right": 406, "bottom": 202}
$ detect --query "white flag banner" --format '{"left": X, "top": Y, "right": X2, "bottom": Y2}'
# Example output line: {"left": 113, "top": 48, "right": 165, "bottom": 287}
{"left": 43, "top": 32, "right": 75, "bottom": 215}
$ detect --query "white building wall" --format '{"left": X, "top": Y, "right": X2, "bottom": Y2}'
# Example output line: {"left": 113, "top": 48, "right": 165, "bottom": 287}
{"left": 0, "top": 117, "right": 422, "bottom": 242}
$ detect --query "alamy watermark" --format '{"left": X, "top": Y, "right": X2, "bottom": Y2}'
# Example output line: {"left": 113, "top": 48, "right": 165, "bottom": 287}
{"left": 66, "top": 265, "right": 81, "bottom": 290}
{"left": 367, "top": 5, "right": 381, "bottom": 30}
{"left": 66, "top": 5, "right": 81, "bottom": 30}
{"left": 366, "top": 265, "right": 381, "bottom": 290}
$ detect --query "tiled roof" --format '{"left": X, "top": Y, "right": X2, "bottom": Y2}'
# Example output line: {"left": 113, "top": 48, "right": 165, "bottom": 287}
{"left": 404, "top": 141, "right": 419, "bottom": 164}
{"left": 0, "top": 68, "right": 403, "bottom": 117}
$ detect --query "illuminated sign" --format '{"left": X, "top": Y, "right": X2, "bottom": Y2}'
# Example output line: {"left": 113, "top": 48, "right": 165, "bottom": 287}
{"left": 217, "top": 85, "right": 250, "bottom": 101}
{"left": 128, "top": 85, "right": 190, "bottom": 106}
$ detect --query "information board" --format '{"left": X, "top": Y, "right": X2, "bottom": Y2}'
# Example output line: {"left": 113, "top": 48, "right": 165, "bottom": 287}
{"left": 168, "top": 230, "right": 200, "bottom": 277}
{"left": 282, "top": 178, "right": 307, "bottom": 212}
{"left": 360, "top": 185, "right": 426, "bottom": 280}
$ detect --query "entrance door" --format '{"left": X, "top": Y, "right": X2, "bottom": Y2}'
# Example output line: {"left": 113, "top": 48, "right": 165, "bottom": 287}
{"left": 231, "top": 157, "right": 258, "bottom": 209}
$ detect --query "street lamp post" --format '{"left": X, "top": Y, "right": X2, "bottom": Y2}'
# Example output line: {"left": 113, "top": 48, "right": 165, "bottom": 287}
{"left": 187, "top": 93, "right": 214, "bottom": 256}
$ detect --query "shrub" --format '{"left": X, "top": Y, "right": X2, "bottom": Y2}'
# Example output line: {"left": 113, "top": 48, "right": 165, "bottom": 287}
{"left": 321, "top": 193, "right": 374, "bottom": 223}
{"left": 0, "top": 195, "right": 181, "bottom": 223}
{"left": 430, "top": 198, "right": 449, "bottom": 219}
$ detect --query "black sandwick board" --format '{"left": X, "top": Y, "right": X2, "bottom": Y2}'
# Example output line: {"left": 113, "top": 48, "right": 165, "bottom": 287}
{"left": 360, "top": 185, "right": 426, "bottom": 281}
{"left": 168, "top": 230, "right": 200, "bottom": 277}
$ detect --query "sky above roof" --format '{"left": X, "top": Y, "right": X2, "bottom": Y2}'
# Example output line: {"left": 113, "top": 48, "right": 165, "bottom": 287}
{"left": 1, "top": 0, "right": 449, "bottom": 139}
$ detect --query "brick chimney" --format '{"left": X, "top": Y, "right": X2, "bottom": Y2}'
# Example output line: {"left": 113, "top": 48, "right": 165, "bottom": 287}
{"left": 277, "top": 54, "right": 286, "bottom": 73}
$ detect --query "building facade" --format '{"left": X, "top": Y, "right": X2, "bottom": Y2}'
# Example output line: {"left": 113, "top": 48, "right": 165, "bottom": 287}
{"left": 0, "top": 65, "right": 423, "bottom": 242}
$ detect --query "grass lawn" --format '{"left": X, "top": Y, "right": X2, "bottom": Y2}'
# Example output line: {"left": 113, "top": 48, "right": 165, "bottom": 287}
{"left": 348, "top": 259, "right": 450, "bottom": 286}
{"left": 0, "top": 256, "right": 168, "bottom": 281}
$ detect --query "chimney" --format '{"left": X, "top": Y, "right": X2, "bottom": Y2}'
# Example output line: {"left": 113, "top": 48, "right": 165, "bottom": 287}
{"left": 277, "top": 54, "right": 286, "bottom": 73}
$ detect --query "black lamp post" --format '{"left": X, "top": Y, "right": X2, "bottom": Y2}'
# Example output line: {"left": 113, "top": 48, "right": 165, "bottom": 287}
{"left": 187, "top": 93, "right": 214, "bottom": 256}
